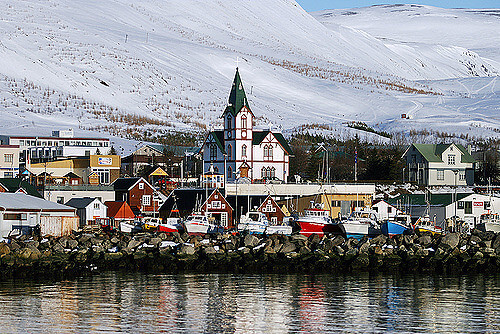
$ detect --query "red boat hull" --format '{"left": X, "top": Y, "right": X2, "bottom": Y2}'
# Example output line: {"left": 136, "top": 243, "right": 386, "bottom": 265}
{"left": 298, "top": 221, "right": 342, "bottom": 237}
{"left": 158, "top": 225, "right": 179, "bottom": 233}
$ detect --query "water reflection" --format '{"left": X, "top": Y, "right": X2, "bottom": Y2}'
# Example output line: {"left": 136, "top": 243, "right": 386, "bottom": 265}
{"left": 0, "top": 273, "right": 500, "bottom": 333}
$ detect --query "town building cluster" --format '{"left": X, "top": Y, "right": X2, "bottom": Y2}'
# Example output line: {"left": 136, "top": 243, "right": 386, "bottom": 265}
{"left": 0, "top": 69, "right": 497, "bottom": 239}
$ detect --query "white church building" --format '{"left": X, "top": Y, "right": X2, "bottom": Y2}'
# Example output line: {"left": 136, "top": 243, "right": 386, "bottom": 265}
{"left": 202, "top": 69, "right": 292, "bottom": 183}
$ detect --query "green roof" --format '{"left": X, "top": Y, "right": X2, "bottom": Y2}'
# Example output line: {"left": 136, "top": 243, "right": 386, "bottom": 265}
{"left": 209, "top": 131, "right": 225, "bottom": 154}
{"left": 0, "top": 178, "right": 42, "bottom": 198}
{"left": 224, "top": 68, "right": 251, "bottom": 117}
{"left": 411, "top": 144, "right": 475, "bottom": 164}
{"left": 387, "top": 193, "right": 471, "bottom": 207}
{"left": 252, "top": 131, "right": 293, "bottom": 155}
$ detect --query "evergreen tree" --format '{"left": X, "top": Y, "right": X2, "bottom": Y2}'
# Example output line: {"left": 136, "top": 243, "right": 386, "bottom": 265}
{"left": 108, "top": 146, "right": 117, "bottom": 155}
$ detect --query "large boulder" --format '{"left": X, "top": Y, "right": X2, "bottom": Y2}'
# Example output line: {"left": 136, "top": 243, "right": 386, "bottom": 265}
{"left": 440, "top": 233, "right": 460, "bottom": 250}
{"left": 178, "top": 244, "right": 196, "bottom": 255}
{"left": 244, "top": 235, "right": 260, "bottom": 248}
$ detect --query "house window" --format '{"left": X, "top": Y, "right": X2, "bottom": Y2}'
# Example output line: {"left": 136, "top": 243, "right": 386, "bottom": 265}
{"left": 331, "top": 200, "right": 341, "bottom": 207}
{"left": 4, "top": 172, "right": 13, "bottom": 178}
{"left": 228, "top": 166, "right": 233, "bottom": 178}
{"left": 94, "top": 169, "right": 110, "bottom": 184}
{"left": 94, "top": 203, "right": 100, "bottom": 210}
{"left": 388, "top": 207, "right": 392, "bottom": 213}
{"left": 242, "top": 145, "right": 247, "bottom": 158}
{"left": 448, "top": 154, "right": 456, "bottom": 165}
{"left": 458, "top": 201, "right": 464, "bottom": 210}
{"left": 4, "top": 154, "right": 13, "bottom": 163}
{"left": 241, "top": 115, "right": 247, "bottom": 129}
{"left": 210, "top": 143, "right": 217, "bottom": 161}
{"left": 57, "top": 197, "right": 64, "bottom": 204}
{"left": 459, "top": 170, "right": 465, "bottom": 181}
{"left": 212, "top": 201, "right": 222, "bottom": 209}
{"left": 142, "top": 195, "right": 151, "bottom": 206}
{"left": 138, "top": 182, "right": 144, "bottom": 190}
{"left": 437, "top": 170, "right": 444, "bottom": 180}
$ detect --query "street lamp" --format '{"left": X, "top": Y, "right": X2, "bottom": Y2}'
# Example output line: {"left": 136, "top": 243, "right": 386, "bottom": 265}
{"left": 233, "top": 170, "right": 241, "bottom": 229}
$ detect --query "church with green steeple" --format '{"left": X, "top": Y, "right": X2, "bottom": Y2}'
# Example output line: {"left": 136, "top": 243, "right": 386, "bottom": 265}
{"left": 202, "top": 68, "right": 292, "bottom": 183}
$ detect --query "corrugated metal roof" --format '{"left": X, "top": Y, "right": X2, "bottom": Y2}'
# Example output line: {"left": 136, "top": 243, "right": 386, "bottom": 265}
{"left": 65, "top": 197, "right": 98, "bottom": 209}
{"left": 0, "top": 193, "right": 76, "bottom": 211}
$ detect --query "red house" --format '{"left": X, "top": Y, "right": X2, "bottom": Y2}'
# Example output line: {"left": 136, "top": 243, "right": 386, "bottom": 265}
{"left": 112, "top": 177, "right": 159, "bottom": 216}
{"left": 258, "top": 195, "right": 285, "bottom": 225}
{"left": 105, "top": 201, "right": 136, "bottom": 228}
{"left": 201, "top": 189, "right": 233, "bottom": 229}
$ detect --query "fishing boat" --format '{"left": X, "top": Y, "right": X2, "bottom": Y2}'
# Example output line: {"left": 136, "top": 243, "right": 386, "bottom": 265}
{"left": 296, "top": 205, "right": 342, "bottom": 237}
{"left": 339, "top": 209, "right": 380, "bottom": 239}
{"left": 183, "top": 214, "right": 224, "bottom": 235}
{"left": 414, "top": 215, "right": 442, "bottom": 235}
{"left": 381, "top": 214, "right": 412, "bottom": 237}
{"left": 238, "top": 212, "right": 268, "bottom": 234}
{"left": 476, "top": 212, "right": 500, "bottom": 233}
{"left": 142, "top": 217, "right": 162, "bottom": 232}
{"left": 120, "top": 220, "right": 142, "bottom": 233}
{"left": 158, "top": 218, "right": 184, "bottom": 233}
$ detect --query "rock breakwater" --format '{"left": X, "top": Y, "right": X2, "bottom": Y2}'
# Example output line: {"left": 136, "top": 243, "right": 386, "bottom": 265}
{"left": 2, "top": 230, "right": 500, "bottom": 278}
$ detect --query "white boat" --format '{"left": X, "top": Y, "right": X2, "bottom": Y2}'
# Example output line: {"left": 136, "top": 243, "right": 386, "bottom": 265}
{"left": 414, "top": 215, "right": 442, "bottom": 235}
{"left": 266, "top": 224, "right": 293, "bottom": 235}
{"left": 238, "top": 212, "right": 268, "bottom": 234}
{"left": 238, "top": 212, "right": 293, "bottom": 235}
{"left": 120, "top": 221, "right": 141, "bottom": 233}
{"left": 183, "top": 214, "right": 224, "bottom": 235}
{"left": 476, "top": 212, "right": 500, "bottom": 233}
{"left": 340, "top": 209, "right": 380, "bottom": 238}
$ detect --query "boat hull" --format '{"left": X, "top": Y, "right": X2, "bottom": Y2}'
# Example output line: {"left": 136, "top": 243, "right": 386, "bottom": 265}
{"left": 476, "top": 222, "right": 500, "bottom": 233}
{"left": 266, "top": 225, "right": 293, "bottom": 235}
{"left": 414, "top": 227, "right": 442, "bottom": 235}
{"left": 238, "top": 222, "right": 267, "bottom": 234}
{"left": 340, "top": 222, "right": 369, "bottom": 239}
{"left": 185, "top": 222, "right": 224, "bottom": 235}
{"left": 158, "top": 224, "right": 180, "bottom": 233}
{"left": 381, "top": 221, "right": 410, "bottom": 237}
{"left": 297, "top": 221, "right": 343, "bottom": 237}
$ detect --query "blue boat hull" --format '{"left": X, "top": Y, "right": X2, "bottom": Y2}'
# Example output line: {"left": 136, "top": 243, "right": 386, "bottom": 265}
{"left": 381, "top": 221, "right": 410, "bottom": 237}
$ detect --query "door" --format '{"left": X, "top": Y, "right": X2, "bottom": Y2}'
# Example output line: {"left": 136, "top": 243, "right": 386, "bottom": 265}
{"left": 464, "top": 201, "right": 472, "bottom": 215}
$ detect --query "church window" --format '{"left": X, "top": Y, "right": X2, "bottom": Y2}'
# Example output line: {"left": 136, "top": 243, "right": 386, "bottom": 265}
{"left": 228, "top": 166, "right": 233, "bottom": 178}
{"left": 227, "top": 144, "right": 232, "bottom": 160}
{"left": 210, "top": 144, "right": 217, "bottom": 161}
{"left": 241, "top": 115, "right": 247, "bottom": 129}
{"left": 264, "top": 145, "right": 273, "bottom": 160}
{"left": 227, "top": 115, "right": 232, "bottom": 130}
{"left": 242, "top": 145, "right": 247, "bottom": 158}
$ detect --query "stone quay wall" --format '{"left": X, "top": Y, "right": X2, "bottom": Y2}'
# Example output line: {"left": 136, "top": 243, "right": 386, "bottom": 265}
{"left": 2, "top": 230, "right": 500, "bottom": 278}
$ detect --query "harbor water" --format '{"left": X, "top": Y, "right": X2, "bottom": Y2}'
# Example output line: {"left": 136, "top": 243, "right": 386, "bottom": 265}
{"left": 1, "top": 272, "right": 500, "bottom": 333}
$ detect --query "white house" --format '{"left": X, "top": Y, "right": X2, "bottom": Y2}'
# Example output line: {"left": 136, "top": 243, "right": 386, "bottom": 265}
{"left": 372, "top": 200, "right": 403, "bottom": 220}
{"left": 402, "top": 143, "right": 475, "bottom": 186}
{"left": 202, "top": 69, "right": 292, "bottom": 183}
{"left": 445, "top": 193, "right": 500, "bottom": 229}
{"left": 65, "top": 197, "right": 108, "bottom": 227}
{"left": 0, "top": 193, "right": 78, "bottom": 238}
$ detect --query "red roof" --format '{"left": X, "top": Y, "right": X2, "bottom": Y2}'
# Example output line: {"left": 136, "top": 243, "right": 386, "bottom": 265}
{"left": 105, "top": 201, "right": 135, "bottom": 219}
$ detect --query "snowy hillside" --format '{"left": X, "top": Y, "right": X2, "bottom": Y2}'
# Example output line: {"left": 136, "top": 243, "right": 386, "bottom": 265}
{"left": 0, "top": 0, "right": 498, "bottom": 149}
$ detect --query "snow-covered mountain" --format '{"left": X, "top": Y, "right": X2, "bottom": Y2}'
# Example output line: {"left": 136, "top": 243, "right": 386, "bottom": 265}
{"left": 0, "top": 0, "right": 498, "bottom": 150}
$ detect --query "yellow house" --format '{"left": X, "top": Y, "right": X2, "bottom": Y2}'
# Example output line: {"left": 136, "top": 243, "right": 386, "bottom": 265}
{"left": 28, "top": 155, "right": 121, "bottom": 185}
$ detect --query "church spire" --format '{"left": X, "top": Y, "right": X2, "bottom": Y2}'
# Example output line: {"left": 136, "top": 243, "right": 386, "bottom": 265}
{"left": 225, "top": 68, "right": 251, "bottom": 116}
